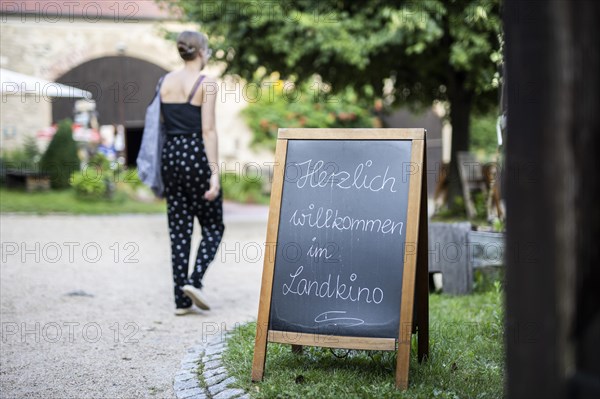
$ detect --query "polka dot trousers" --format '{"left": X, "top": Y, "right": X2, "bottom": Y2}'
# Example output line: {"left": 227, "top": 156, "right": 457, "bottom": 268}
{"left": 161, "top": 132, "right": 225, "bottom": 309}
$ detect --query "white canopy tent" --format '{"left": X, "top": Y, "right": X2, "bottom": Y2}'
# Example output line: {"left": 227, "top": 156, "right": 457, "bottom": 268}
{"left": 0, "top": 68, "right": 92, "bottom": 98}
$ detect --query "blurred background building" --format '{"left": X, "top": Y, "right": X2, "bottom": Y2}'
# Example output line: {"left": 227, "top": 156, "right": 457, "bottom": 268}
{"left": 0, "top": 0, "right": 271, "bottom": 168}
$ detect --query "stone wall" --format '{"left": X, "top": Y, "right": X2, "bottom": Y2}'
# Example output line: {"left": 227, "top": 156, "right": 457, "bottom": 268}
{"left": 0, "top": 14, "right": 272, "bottom": 168}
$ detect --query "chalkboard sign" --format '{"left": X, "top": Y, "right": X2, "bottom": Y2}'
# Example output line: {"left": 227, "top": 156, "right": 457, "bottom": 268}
{"left": 270, "top": 139, "right": 411, "bottom": 338}
{"left": 252, "top": 129, "right": 429, "bottom": 390}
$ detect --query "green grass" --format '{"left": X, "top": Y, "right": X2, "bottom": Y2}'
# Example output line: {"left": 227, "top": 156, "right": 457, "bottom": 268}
{"left": 222, "top": 289, "right": 504, "bottom": 398}
{"left": 0, "top": 187, "right": 166, "bottom": 214}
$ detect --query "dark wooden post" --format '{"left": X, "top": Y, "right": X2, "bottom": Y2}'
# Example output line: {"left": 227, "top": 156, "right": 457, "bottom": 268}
{"left": 504, "top": 1, "right": 600, "bottom": 398}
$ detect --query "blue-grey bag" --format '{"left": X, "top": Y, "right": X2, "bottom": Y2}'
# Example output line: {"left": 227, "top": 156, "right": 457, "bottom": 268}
{"left": 137, "top": 75, "right": 166, "bottom": 198}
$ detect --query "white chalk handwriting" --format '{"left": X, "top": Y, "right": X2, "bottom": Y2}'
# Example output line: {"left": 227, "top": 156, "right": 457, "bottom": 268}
{"left": 289, "top": 204, "right": 404, "bottom": 236}
{"left": 292, "top": 159, "right": 398, "bottom": 193}
{"left": 282, "top": 265, "right": 384, "bottom": 305}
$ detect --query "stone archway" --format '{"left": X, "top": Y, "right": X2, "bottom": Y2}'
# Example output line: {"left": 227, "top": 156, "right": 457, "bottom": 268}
{"left": 52, "top": 56, "right": 168, "bottom": 166}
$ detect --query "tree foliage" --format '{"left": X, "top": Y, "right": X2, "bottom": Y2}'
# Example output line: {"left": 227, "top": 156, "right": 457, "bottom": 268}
{"left": 167, "top": 0, "right": 503, "bottom": 207}
{"left": 171, "top": 0, "right": 502, "bottom": 108}
{"left": 40, "top": 118, "right": 80, "bottom": 189}
{"left": 241, "top": 80, "right": 379, "bottom": 151}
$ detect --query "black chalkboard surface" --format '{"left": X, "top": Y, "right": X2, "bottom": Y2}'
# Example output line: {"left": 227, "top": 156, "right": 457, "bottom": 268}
{"left": 252, "top": 128, "right": 429, "bottom": 390}
{"left": 269, "top": 140, "right": 412, "bottom": 338}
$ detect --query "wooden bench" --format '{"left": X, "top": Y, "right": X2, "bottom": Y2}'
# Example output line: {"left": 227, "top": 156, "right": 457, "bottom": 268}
{"left": 428, "top": 222, "right": 505, "bottom": 294}
{"left": 5, "top": 169, "right": 51, "bottom": 191}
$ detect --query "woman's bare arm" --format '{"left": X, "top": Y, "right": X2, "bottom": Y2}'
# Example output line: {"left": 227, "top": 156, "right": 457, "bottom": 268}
{"left": 201, "top": 77, "right": 220, "bottom": 201}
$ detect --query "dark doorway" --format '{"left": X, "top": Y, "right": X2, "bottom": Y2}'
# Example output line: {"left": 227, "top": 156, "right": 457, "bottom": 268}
{"left": 52, "top": 56, "right": 167, "bottom": 168}
{"left": 52, "top": 56, "right": 167, "bottom": 126}
{"left": 125, "top": 127, "right": 144, "bottom": 168}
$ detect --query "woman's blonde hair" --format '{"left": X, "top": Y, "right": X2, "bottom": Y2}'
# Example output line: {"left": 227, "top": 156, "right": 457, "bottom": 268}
{"left": 176, "top": 31, "right": 209, "bottom": 61}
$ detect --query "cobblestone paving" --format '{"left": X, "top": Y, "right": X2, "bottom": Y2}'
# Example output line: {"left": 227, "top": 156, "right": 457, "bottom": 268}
{"left": 174, "top": 334, "right": 249, "bottom": 399}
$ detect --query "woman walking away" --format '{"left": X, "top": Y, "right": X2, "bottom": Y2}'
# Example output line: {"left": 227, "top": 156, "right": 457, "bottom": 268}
{"left": 160, "top": 31, "right": 224, "bottom": 315}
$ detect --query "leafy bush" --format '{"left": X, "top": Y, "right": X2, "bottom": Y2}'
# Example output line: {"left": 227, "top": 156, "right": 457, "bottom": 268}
{"left": 4, "top": 136, "right": 40, "bottom": 164}
{"left": 473, "top": 267, "right": 504, "bottom": 293}
{"left": 0, "top": 136, "right": 42, "bottom": 184}
{"left": 0, "top": 148, "right": 28, "bottom": 168}
{"left": 434, "top": 195, "right": 468, "bottom": 220}
{"left": 23, "top": 135, "right": 41, "bottom": 165}
{"left": 470, "top": 111, "right": 500, "bottom": 158}
{"left": 242, "top": 79, "right": 379, "bottom": 151}
{"left": 71, "top": 170, "right": 108, "bottom": 200}
{"left": 221, "top": 172, "right": 269, "bottom": 204}
{"left": 473, "top": 191, "right": 488, "bottom": 219}
{"left": 40, "top": 119, "right": 80, "bottom": 189}
{"left": 70, "top": 153, "right": 115, "bottom": 201}
{"left": 492, "top": 217, "right": 505, "bottom": 232}
{"left": 112, "top": 167, "right": 152, "bottom": 200}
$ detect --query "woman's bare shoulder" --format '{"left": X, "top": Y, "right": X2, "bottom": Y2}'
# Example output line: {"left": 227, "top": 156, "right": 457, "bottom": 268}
{"left": 200, "top": 74, "right": 217, "bottom": 83}
{"left": 200, "top": 75, "right": 219, "bottom": 92}
{"left": 159, "top": 71, "right": 179, "bottom": 97}
{"left": 161, "top": 71, "right": 177, "bottom": 86}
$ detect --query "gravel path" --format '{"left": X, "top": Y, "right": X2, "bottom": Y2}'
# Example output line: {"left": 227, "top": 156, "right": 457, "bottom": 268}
{"left": 0, "top": 204, "right": 268, "bottom": 398}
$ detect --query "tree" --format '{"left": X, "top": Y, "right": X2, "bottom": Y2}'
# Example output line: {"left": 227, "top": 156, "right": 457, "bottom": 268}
{"left": 40, "top": 118, "right": 80, "bottom": 189}
{"left": 168, "top": 0, "right": 502, "bottom": 207}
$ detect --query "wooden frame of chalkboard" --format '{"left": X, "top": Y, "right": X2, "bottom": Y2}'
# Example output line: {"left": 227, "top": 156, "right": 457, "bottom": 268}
{"left": 251, "top": 128, "right": 429, "bottom": 390}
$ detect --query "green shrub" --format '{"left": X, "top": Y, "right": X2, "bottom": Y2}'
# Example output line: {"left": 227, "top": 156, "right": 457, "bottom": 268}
{"left": 434, "top": 195, "right": 468, "bottom": 220}
{"left": 0, "top": 135, "right": 42, "bottom": 180}
{"left": 473, "top": 266, "right": 504, "bottom": 293}
{"left": 40, "top": 119, "right": 80, "bottom": 189}
{"left": 71, "top": 170, "right": 108, "bottom": 200}
{"left": 470, "top": 111, "right": 500, "bottom": 159}
{"left": 242, "top": 79, "right": 378, "bottom": 151}
{"left": 112, "top": 167, "right": 147, "bottom": 199}
{"left": 492, "top": 218, "right": 505, "bottom": 232}
{"left": 70, "top": 153, "right": 115, "bottom": 201}
{"left": 0, "top": 148, "right": 27, "bottom": 167}
{"left": 23, "top": 135, "right": 41, "bottom": 164}
{"left": 221, "top": 172, "right": 269, "bottom": 204}
{"left": 473, "top": 191, "right": 487, "bottom": 219}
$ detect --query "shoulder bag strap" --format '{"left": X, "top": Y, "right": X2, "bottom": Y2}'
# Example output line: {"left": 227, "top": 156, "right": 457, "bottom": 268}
{"left": 187, "top": 74, "right": 206, "bottom": 103}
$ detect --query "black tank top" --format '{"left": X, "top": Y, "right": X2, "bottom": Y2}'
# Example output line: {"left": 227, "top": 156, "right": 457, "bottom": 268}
{"left": 161, "top": 74, "right": 205, "bottom": 135}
